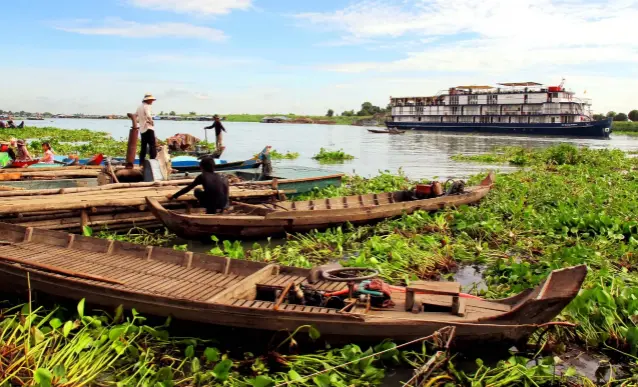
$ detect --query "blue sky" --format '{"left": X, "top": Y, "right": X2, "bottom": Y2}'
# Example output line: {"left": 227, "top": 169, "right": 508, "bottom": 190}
{"left": 2, "top": 0, "right": 637, "bottom": 115}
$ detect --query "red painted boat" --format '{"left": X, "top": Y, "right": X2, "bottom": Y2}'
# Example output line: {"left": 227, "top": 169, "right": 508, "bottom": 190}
{"left": 8, "top": 159, "right": 39, "bottom": 168}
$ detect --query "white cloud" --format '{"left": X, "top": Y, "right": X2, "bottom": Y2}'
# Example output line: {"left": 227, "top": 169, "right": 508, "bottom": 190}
{"left": 55, "top": 18, "right": 226, "bottom": 41}
{"left": 144, "top": 54, "right": 264, "bottom": 67}
{"left": 129, "top": 0, "right": 252, "bottom": 15}
{"left": 298, "top": 0, "right": 638, "bottom": 74}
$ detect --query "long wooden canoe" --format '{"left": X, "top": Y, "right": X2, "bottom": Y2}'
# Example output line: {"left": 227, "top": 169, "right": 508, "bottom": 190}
{"left": 0, "top": 222, "right": 586, "bottom": 344}
{"left": 367, "top": 129, "right": 405, "bottom": 134}
{"left": 146, "top": 172, "right": 495, "bottom": 238}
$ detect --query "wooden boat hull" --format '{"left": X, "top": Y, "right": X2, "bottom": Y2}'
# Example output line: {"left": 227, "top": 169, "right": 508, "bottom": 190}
{"left": 0, "top": 166, "right": 343, "bottom": 195}
{"left": 367, "top": 129, "right": 405, "bottom": 134}
{"left": 0, "top": 222, "right": 587, "bottom": 343}
{"left": 147, "top": 172, "right": 495, "bottom": 239}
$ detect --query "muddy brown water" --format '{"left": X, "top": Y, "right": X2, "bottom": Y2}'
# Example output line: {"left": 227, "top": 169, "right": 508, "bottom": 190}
{"left": 27, "top": 118, "right": 638, "bottom": 180}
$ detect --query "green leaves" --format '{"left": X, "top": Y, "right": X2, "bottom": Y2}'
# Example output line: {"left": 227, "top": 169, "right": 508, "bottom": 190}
{"left": 49, "top": 318, "right": 62, "bottom": 330}
{"left": 204, "top": 347, "right": 220, "bottom": 362}
{"left": 212, "top": 359, "right": 233, "bottom": 381}
{"left": 308, "top": 326, "right": 321, "bottom": 341}
{"left": 312, "top": 148, "right": 355, "bottom": 163}
{"left": 77, "top": 299, "right": 85, "bottom": 319}
{"left": 251, "top": 375, "right": 274, "bottom": 387}
{"left": 34, "top": 368, "right": 52, "bottom": 387}
{"left": 184, "top": 345, "right": 195, "bottom": 359}
{"left": 191, "top": 357, "right": 201, "bottom": 373}
{"left": 62, "top": 321, "right": 74, "bottom": 338}
{"left": 82, "top": 226, "right": 93, "bottom": 237}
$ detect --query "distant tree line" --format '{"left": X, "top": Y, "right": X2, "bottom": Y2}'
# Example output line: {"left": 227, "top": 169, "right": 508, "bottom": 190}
{"left": 0, "top": 110, "right": 53, "bottom": 117}
{"left": 593, "top": 110, "right": 638, "bottom": 122}
{"left": 326, "top": 102, "right": 392, "bottom": 117}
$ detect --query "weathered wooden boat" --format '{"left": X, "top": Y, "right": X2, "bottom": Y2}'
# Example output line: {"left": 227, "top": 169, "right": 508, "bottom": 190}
{"left": 367, "top": 129, "right": 405, "bottom": 134}
{"left": 0, "top": 165, "right": 344, "bottom": 196}
{"left": 0, "top": 221, "right": 586, "bottom": 343}
{"left": 147, "top": 172, "right": 495, "bottom": 238}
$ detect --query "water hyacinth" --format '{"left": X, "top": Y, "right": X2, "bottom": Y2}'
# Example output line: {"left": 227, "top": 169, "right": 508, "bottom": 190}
{"left": 311, "top": 148, "right": 355, "bottom": 163}
{"left": 89, "top": 144, "right": 638, "bottom": 385}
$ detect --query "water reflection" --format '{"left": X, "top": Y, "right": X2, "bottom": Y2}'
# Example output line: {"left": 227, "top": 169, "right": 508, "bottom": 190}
{"left": 29, "top": 119, "right": 638, "bottom": 180}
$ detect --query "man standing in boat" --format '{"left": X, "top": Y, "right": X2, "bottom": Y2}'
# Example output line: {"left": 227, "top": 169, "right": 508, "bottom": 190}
{"left": 136, "top": 93, "right": 157, "bottom": 166}
{"left": 203, "top": 115, "right": 226, "bottom": 150}
{"left": 166, "top": 156, "right": 229, "bottom": 214}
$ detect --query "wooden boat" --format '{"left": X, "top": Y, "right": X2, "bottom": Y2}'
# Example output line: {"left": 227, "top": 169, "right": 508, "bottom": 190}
{"left": 5, "top": 159, "right": 40, "bottom": 168}
{"left": 172, "top": 157, "right": 261, "bottom": 172}
{"left": 0, "top": 165, "right": 344, "bottom": 195}
{"left": 367, "top": 129, "right": 405, "bottom": 134}
{"left": 0, "top": 221, "right": 586, "bottom": 343}
{"left": 147, "top": 172, "right": 495, "bottom": 238}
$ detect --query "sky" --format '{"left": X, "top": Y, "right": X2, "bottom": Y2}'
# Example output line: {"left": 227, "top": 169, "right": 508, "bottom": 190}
{"left": 1, "top": 0, "right": 637, "bottom": 115}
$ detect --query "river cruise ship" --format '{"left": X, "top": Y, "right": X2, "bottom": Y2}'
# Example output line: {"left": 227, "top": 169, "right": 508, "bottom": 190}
{"left": 386, "top": 81, "right": 612, "bottom": 138}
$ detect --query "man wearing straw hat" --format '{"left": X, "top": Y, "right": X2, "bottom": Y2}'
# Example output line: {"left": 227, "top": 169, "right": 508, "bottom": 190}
{"left": 136, "top": 93, "right": 157, "bottom": 166}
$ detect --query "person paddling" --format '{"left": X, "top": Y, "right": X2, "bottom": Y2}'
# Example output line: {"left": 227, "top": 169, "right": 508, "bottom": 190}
{"left": 203, "top": 114, "right": 226, "bottom": 150}
{"left": 136, "top": 93, "right": 157, "bottom": 167}
{"left": 15, "top": 140, "right": 31, "bottom": 161}
{"left": 166, "top": 156, "right": 229, "bottom": 214}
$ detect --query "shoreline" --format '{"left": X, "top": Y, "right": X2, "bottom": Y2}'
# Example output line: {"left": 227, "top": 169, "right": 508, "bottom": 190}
{"left": 11, "top": 114, "right": 383, "bottom": 127}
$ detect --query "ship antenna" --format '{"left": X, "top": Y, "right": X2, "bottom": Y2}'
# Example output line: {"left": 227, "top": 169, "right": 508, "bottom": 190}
{"left": 559, "top": 77, "right": 565, "bottom": 89}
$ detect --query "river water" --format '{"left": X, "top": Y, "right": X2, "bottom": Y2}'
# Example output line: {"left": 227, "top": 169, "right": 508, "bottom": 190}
{"left": 26, "top": 118, "right": 638, "bottom": 180}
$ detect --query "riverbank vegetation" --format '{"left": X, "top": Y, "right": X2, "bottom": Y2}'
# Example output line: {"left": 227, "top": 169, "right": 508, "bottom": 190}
{"left": 269, "top": 149, "right": 300, "bottom": 160}
{"left": 90, "top": 143, "right": 638, "bottom": 384}
{"left": 202, "top": 144, "right": 638, "bottom": 384}
{"left": 0, "top": 126, "right": 129, "bottom": 158}
{"left": 5, "top": 132, "right": 638, "bottom": 383}
{"left": 312, "top": 148, "right": 355, "bottom": 163}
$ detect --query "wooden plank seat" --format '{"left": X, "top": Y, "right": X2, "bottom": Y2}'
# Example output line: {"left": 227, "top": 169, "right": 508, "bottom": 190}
{"left": 405, "top": 281, "right": 466, "bottom": 316}
{"left": 256, "top": 273, "right": 348, "bottom": 292}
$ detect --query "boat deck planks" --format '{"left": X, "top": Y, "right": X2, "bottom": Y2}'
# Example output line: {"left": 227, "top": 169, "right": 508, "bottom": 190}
{"left": 0, "top": 185, "right": 280, "bottom": 215}
{"left": 0, "top": 242, "right": 244, "bottom": 301}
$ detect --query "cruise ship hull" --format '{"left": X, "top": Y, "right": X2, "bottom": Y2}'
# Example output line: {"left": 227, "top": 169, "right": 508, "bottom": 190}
{"left": 385, "top": 118, "right": 612, "bottom": 138}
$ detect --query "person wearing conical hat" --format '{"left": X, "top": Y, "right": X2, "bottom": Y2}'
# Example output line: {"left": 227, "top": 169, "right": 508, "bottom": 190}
{"left": 136, "top": 93, "right": 157, "bottom": 166}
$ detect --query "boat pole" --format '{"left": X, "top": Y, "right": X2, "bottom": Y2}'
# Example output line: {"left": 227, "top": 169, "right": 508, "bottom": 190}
{"left": 125, "top": 113, "right": 139, "bottom": 169}
{"left": 114, "top": 113, "right": 144, "bottom": 182}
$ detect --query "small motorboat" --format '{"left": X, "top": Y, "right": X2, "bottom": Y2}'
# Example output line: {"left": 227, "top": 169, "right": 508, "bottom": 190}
{"left": 368, "top": 129, "right": 405, "bottom": 134}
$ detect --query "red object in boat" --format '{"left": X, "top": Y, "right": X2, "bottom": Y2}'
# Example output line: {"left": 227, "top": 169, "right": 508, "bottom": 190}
{"left": 548, "top": 86, "right": 562, "bottom": 92}
{"left": 86, "top": 153, "right": 104, "bottom": 166}
{"left": 10, "top": 160, "right": 39, "bottom": 168}
{"left": 415, "top": 184, "right": 433, "bottom": 195}
{"left": 0, "top": 144, "right": 8, "bottom": 152}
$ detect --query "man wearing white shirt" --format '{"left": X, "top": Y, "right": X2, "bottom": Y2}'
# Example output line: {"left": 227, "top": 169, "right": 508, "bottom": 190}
{"left": 136, "top": 93, "right": 157, "bottom": 166}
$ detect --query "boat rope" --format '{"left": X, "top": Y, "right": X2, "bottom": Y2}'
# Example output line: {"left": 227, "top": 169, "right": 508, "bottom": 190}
{"left": 273, "top": 326, "right": 456, "bottom": 387}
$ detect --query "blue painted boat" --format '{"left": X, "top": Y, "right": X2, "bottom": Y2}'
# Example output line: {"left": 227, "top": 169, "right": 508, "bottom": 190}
{"left": 386, "top": 118, "right": 612, "bottom": 138}
{"left": 103, "top": 155, "right": 260, "bottom": 172}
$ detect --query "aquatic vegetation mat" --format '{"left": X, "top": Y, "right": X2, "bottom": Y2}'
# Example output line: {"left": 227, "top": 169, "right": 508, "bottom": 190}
{"left": 312, "top": 148, "right": 355, "bottom": 163}
{"left": 0, "top": 126, "right": 130, "bottom": 158}
{"left": 201, "top": 145, "right": 638, "bottom": 383}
